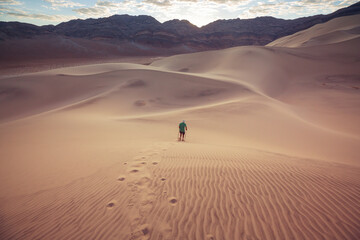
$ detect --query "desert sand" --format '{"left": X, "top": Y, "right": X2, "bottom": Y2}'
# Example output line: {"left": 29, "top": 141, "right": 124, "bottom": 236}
{"left": 0, "top": 15, "right": 359, "bottom": 239}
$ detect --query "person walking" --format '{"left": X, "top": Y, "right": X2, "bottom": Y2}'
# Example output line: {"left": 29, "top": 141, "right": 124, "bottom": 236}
{"left": 179, "top": 120, "right": 187, "bottom": 141}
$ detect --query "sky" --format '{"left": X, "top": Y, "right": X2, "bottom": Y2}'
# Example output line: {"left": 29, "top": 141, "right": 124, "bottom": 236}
{"left": 0, "top": 0, "right": 358, "bottom": 27}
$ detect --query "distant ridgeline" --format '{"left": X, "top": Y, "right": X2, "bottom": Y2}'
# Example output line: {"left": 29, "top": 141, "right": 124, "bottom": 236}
{"left": 0, "top": 2, "right": 359, "bottom": 54}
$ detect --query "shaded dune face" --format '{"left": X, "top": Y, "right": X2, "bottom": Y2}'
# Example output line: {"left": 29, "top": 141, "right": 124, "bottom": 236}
{"left": 0, "top": 14, "right": 360, "bottom": 240}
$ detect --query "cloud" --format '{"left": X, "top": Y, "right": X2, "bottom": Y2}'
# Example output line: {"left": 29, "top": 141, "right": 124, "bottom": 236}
{"left": 240, "top": 0, "right": 359, "bottom": 19}
{"left": 43, "top": 0, "right": 84, "bottom": 9}
{"left": 1, "top": 0, "right": 356, "bottom": 27}
{"left": 208, "top": 0, "right": 250, "bottom": 3}
{"left": 72, "top": 0, "right": 138, "bottom": 17}
{"left": 7, "top": 11, "right": 63, "bottom": 20}
{"left": 71, "top": 0, "right": 359, "bottom": 26}
{"left": 96, "top": 1, "right": 120, "bottom": 8}
{"left": 73, "top": 1, "right": 118, "bottom": 16}
{"left": 141, "top": 0, "right": 250, "bottom": 7}
{"left": 0, "top": 6, "right": 74, "bottom": 22}
{"left": 73, "top": 6, "right": 106, "bottom": 15}
{"left": 300, "top": 0, "right": 358, "bottom": 7}
{"left": 0, "top": 0, "right": 22, "bottom": 5}
{"left": 143, "top": 0, "right": 171, "bottom": 7}
{"left": 133, "top": 0, "right": 243, "bottom": 26}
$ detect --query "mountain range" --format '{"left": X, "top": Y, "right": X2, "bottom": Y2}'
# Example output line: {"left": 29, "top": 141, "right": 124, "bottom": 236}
{"left": 0, "top": 2, "right": 359, "bottom": 61}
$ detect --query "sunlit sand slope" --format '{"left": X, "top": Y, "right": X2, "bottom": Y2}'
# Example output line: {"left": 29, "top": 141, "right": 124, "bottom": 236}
{"left": 267, "top": 15, "right": 360, "bottom": 47}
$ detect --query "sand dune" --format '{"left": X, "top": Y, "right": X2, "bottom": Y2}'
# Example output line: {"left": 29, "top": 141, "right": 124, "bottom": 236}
{"left": 267, "top": 15, "right": 360, "bottom": 48}
{"left": 1, "top": 143, "right": 359, "bottom": 239}
{"left": 1, "top": 16, "right": 360, "bottom": 240}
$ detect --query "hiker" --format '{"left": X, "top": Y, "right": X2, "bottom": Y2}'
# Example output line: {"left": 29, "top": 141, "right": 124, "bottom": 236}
{"left": 179, "top": 120, "right": 187, "bottom": 141}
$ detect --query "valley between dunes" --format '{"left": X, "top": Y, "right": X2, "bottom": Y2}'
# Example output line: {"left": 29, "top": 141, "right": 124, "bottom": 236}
{"left": 0, "top": 15, "right": 359, "bottom": 239}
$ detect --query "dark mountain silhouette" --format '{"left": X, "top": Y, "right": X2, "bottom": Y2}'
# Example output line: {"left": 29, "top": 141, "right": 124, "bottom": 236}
{"left": 0, "top": 2, "right": 359, "bottom": 61}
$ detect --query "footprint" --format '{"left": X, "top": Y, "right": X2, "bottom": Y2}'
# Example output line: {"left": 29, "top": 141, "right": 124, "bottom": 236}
{"left": 168, "top": 197, "right": 178, "bottom": 205}
{"left": 124, "top": 162, "right": 128, "bottom": 165}
{"left": 206, "top": 234, "right": 215, "bottom": 240}
{"left": 161, "top": 177, "right": 166, "bottom": 181}
{"left": 131, "top": 224, "right": 151, "bottom": 239}
{"left": 107, "top": 201, "right": 116, "bottom": 209}
{"left": 152, "top": 162, "right": 158, "bottom": 165}
{"left": 117, "top": 176, "right": 126, "bottom": 181}
{"left": 142, "top": 226, "right": 150, "bottom": 235}
{"left": 130, "top": 169, "right": 140, "bottom": 173}
{"left": 141, "top": 162, "right": 146, "bottom": 165}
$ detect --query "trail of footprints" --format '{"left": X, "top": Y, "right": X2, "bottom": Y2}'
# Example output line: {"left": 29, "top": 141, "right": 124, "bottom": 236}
{"left": 109, "top": 142, "right": 175, "bottom": 239}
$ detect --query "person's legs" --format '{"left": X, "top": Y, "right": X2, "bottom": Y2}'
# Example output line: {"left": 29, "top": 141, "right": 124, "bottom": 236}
{"left": 180, "top": 132, "right": 185, "bottom": 141}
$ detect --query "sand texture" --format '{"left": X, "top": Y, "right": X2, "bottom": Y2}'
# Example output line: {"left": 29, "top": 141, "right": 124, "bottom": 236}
{"left": 0, "top": 15, "right": 359, "bottom": 239}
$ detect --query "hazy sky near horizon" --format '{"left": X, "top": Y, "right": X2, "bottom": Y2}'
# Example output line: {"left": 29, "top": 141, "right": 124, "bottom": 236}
{"left": 0, "top": 0, "right": 358, "bottom": 27}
